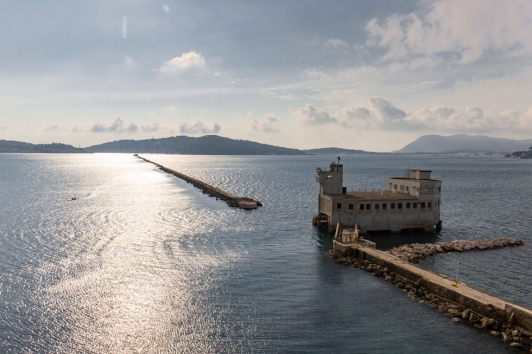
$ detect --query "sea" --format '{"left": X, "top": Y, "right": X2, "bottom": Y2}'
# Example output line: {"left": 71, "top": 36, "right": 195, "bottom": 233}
{"left": 0, "top": 153, "right": 531, "bottom": 353}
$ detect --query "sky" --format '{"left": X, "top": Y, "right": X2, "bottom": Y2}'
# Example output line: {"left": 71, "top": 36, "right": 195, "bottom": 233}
{"left": 1, "top": 0, "right": 532, "bottom": 151}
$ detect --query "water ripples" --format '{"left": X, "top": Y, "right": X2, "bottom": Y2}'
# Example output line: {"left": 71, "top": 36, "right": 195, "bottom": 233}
{"left": 0, "top": 153, "right": 530, "bottom": 353}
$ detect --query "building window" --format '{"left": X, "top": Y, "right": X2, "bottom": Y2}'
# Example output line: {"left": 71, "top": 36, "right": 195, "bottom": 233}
{"left": 394, "top": 184, "right": 397, "bottom": 189}
{"left": 337, "top": 203, "right": 342, "bottom": 209}
{"left": 349, "top": 204, "right": 353, "bottom": 210}
{"left": 389, "top": 183, "right": 392, "bottom": 189}
{"left": 406, "top": 186, "right": 409, "bottom": 192}
{"left": 398, "top": 203, "right": 403, "bottom": 209}
{"left": 421, "top": 202, "right": 425, "bottom": 208}
{"left": 391, "top": 203, "right": 395, "bottom": 209}
{"left": 438, "top": 187, "right": 441, "bottom": 192}
{"left": 360, "top": 204, "right": 364, "bottom": 210}
{"left": 406, "top": 203, "right": 411, "bottom": 208}
{"left": 375, "top": 204, "right": 379, "bottom": 210}
{"left": 413, "top": 203, "right": 418, "bottom": 208}
{"left": 366, "top": 204, "right": 371, "bottom": 210}
{"left": 382, "top": 203, "right": 387, "bottom": 210}
{"left": 428, "top": 202, "right": 432, "bottom": 208}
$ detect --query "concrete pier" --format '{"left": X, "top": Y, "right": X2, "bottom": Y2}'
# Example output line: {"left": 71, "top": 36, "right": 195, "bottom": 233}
{"left": 333, "top": 238, "right": 532, "bottom": 350}
{"left": 136, "top": 155, "right": 263, "bottom": 210}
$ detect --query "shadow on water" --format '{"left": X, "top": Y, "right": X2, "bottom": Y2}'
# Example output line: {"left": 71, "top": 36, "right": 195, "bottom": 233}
{"left": 313, "top": 228, "right": 334, "bottom": 252}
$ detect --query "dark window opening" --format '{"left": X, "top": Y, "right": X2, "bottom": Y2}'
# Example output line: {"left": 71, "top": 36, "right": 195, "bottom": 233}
{"left": 366, "top": 204, "right": 371, "bottom": 210}
{"left": 406, "top": 203, "right": 411, "bottom": 208}
{"left": 382, "top": 203, "right": 387, "bottom": 210}
{"left": 413, "top": 203, "right": 418, "bottom": 208}
{"left": 375, "top": 204, "right": 379, "bottom": 210}
{"left": 360, "top": 204, "right": 364, "bottom": 210}
{"left": 428, "top": 202, "right": 432, "bottom": 208}
{"left": 421, "top": 202, "right": 425, "bottom": 208}
{"left": 391, "top": 203, "right": 395, "bottom": 209}
{"left": 337, "top": 203, "right": 342, "bottom": 209}
{"left": 349, "top": 204, "right": 353, "bottom": 210}
{"left": 398, "top": 203, "right": 403, "bottom": 209}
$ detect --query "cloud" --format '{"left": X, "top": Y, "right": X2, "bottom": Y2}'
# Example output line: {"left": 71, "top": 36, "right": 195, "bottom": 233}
{"left": 179, "top": 120, "right": 220, "bottom": 135}
{"left": 90, "top": 118, "right": 139, "bottom": 133}
{"left": 160, "top": 52, "right": 206, "bottom": 73}
{"left": 336, "top": 106, "right": 380, "bottom": 129}
{"left": 140, "top": 123, "right": 159, "bottom": 133}
{"left": 45, "top": 125, "right": 70, "bottom": 132}
{"left": 369, "top": 97, "right": 407, "bottom": 122}
{"left": 295, "top": 104, "right": 337, "bottom": 125}
{"left": 251, "top": 113, "right": 281, "bottom": 133}
{"left": 325, "top": 38, "right": 350, "bottom": 49}
{"left": 366, "top": 0, "right": 532, "bottom": 65}
{"left": 297, "top": 97, "right": 532, "bottom": 133}
{"left": 1, "top": 126, "right": 8, "bottom": 130}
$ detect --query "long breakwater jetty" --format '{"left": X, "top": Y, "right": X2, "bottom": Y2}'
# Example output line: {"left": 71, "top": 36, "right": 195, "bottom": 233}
{"left": 333, "top": 227, "right": 532, "bottom": 351}
{"left": 136, "top": 155, "right": 263, "bottom": 210}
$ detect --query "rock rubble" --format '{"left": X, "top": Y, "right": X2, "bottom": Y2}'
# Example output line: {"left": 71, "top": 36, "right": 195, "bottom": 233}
{"left": 386, "top": 238, "right": 523, "bottom": 263}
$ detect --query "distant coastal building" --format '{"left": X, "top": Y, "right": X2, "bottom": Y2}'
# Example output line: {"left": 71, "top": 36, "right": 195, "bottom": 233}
{"left": 313, "top": 161, "right": 442, "bottom": 234}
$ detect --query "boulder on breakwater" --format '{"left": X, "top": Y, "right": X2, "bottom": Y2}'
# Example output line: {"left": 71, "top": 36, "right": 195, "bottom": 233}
{"left": 386, "top": 238, "right": 523, "bottom": 263}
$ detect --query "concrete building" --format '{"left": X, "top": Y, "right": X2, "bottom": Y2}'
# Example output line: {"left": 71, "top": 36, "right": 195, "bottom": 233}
{"left": 314, "top": 162, "right": 442, "bottom": 234}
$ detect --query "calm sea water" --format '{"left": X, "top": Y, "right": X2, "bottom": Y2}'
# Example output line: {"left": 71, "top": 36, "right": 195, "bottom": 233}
{"left": 0, "top": 153, "right": 531, "bottom": 353}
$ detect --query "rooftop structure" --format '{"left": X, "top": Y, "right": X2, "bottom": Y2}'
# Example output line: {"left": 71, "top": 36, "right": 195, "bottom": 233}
{"left": 313, "top": 162, "right": 442, "bottom": 234}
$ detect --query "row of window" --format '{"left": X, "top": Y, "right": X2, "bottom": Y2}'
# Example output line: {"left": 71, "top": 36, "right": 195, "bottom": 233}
{"left": 388, "top": 184, "right": 442, "bottom": 193}
{"left": 336, "top": 201, "right": 439, "bottom": 210}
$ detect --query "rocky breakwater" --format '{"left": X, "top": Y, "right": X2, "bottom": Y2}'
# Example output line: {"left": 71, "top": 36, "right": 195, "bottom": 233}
{"left": 386, "top": 238, "right": 524, "bottom": 263}
{"left": 136, "top": 155, "right": 263, "bottom": 210}
{"left": 333, "top": 254, "right": 532, "bottom": 351}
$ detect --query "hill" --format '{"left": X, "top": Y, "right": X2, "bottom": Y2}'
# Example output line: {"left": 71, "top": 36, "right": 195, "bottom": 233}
{"left": 397, "top": 134, "right": 532, "bottom": 153}
{"left": 86, "top": 135, "right": 306, "bottom": 155}
{"left": 511, "top": 147, "right": 532, "bottom": 159}
{"left": 0, "top": 140, "right": 89, "bottom": 153}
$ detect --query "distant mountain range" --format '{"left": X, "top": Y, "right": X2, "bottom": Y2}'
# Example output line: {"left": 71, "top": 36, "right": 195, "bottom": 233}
{"left": 2, "top": 136, "right": 372, "bottom": 155}
{"left": 86, "top": 135, "right": 305, "bottom": 155}
{"left": 0, "top": 140, "right": 88, "bottom": 153}
{"left": 3, "top": 134, "right": 530, "bottom": 155}
{"left": 397, "top": 134, "right": 532, "bottom": 153}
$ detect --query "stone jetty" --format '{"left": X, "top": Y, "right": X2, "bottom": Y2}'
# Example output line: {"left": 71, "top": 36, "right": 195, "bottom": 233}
{"left": 332, "top": 234, "right": 531, "bottom": 351}
{"left": 136, "top": 155, "right": 263, "bottom": 210}
{"left": 386, "top": 238, "right": 524, "bottom": 263}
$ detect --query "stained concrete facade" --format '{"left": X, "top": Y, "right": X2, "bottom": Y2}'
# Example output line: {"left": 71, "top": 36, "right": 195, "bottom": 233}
{"left": 316, "top": 163, "right": 442, "bottom": 234}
